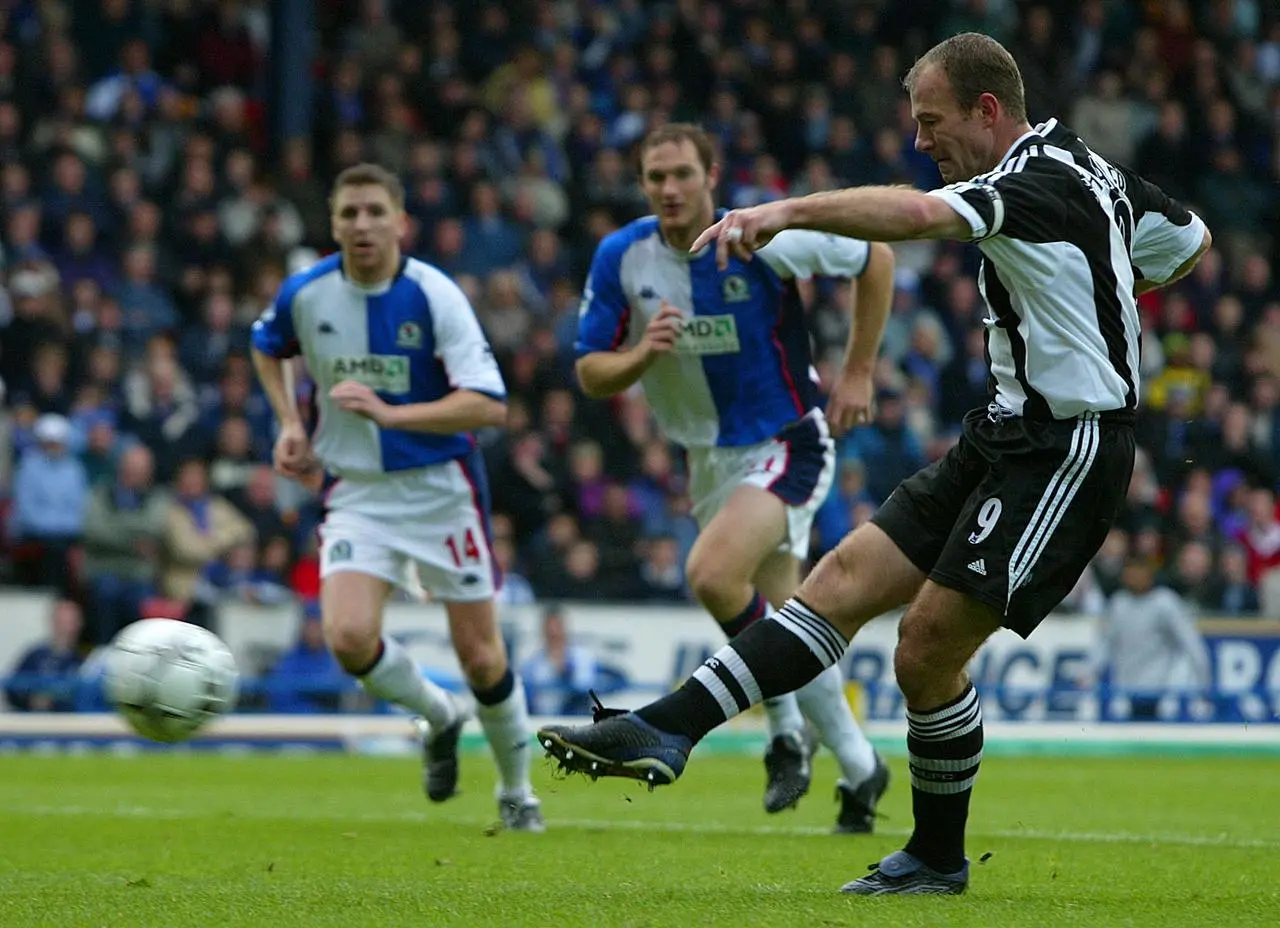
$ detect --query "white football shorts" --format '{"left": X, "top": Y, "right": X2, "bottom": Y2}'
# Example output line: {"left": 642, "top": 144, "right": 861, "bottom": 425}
{"left": 685, "top": 409, "right": 836, "bottom": 562}
{"left": 319, "top": 453, "right": 497, "bottom": 602}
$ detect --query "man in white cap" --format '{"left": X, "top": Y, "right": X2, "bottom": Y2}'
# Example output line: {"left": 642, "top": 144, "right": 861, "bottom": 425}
{"left": 10, "top": 413, "right": 89, "bottom": 592}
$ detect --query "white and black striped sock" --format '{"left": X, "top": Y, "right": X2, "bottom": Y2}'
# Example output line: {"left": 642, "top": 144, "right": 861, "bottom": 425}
{"left": 636, "top": 598, "right": 848, "bottom": 742}
{"left": 903, "top": 683, "right": 984, "bottom": 874}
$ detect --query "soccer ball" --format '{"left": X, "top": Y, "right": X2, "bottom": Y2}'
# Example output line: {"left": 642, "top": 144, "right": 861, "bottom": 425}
{"left": 103, "top": 619, "right": 240, "bottom": 744}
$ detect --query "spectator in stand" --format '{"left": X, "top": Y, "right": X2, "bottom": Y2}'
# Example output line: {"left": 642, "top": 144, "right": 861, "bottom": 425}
{"left": 81, "top": 443, "right": 169, "bottom": 644}
{"left": 1161, "top": 541, "right": 1221, "bottom": 611}
{"left": 521, "top": 605, "right": 599, "bottom": 716}
{"left": 585, "top": 483, "right": 643, "bottom": 592}
{"left": 14, "top": 341, "right": 74, "bottom": 417}
{"left": 207, "top": 415, "right": 258, "bottom": 496}
{"left": 839, "top": 388, "right": 927, "bottom": 505}
{"left": 200, "top": 541, "right": 293, "bottom": 606}
{"left": 180, "top": 293, "right": 250, "bottom": 387}
{"left": 226, "top": 465, "right": 290, "bottom": 544}
{"left": 114, "top": 244, "right": 179, "bottom": 357}
{"left": 1088, "top": 558, "right": 1212, "bottom": 720}
{"left": 1217, "top": 545, "right": 1262, "bottom": 616}
{"left": 636, "top": 534, "right": 688, "bottom": 603}
{"left": 567, "top": 439, "right": 608, "bottom": 521}
{"left": 122, "top": 349, "right": 202, "bottom": 481}
{"left": 541, "top": 538, "right": 611, "bottom": 601}
{"left": 265, "top": 601, "right": 352, "bottom": 713}
{"left": 4, "top": 599, "right": 85, "bottom": 712}
{"left": 161, "top": 457, "right": 255, "bottom": 618}
{"left": 1236, "top": 486, "right": 1280, "bottom": 587}
{"left": 9, "top": 414, "right": 88, "bottom": 592}
{"left": 53, "top": 210, "right": 119, "bottom": 295}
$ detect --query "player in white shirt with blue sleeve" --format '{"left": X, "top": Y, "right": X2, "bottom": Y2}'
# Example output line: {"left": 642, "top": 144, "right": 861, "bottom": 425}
{"left": 250, "top": 164, "right": 542, "bottom": 830}
{"left": 575, "top": 125, "right": 896, "bottom": 831}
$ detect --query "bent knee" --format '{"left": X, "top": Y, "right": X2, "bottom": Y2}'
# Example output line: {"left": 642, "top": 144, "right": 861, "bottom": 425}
{"left": 799, "top": 525, "right": 922, "bottom": 632}
{"left": 456, "top": 639, "right": 507, "bottom": 690}
{"left": 685, "top": 550, "right": 747, "bottom": 612}
{"left": 326, "top": 619, "right": 381, "bottom": 674}
{"left": 892, "top": 636, "right": 934, "bottom": 704}
{"left": 893, "top": 592, "right": 995, "bottom": 707}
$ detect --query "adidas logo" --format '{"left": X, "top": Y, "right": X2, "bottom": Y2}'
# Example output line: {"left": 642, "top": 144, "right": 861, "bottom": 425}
{"left": 967, "top": 558, "right": 987, "bottom": 576}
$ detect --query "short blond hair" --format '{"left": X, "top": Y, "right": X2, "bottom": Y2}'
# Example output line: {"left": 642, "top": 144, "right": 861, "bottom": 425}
{"left": 330, "top": 162, "right": 405, "bottom": 209}
{"left": 904, "top": 32, "right": 1027, "bottom": 122}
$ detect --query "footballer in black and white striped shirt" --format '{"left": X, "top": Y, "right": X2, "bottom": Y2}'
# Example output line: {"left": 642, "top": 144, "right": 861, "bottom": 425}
{"left": 691, "top": 33, "right": 1208, "bottom": 645}
{"left": 537, "top": 31, "right": 1213, "bottom": 896}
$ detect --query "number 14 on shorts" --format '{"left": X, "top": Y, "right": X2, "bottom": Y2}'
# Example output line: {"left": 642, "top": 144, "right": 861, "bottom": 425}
{"left": 445, "top": 529, "right": 483, "bottom": 567}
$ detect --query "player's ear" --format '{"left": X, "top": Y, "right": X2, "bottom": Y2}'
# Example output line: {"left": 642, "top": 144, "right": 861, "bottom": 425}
{"left": 977, "top": 92, "right": 1001, "bottom": 127}
{"left": 707, "top": 161, "right": 721, "bottom": 192}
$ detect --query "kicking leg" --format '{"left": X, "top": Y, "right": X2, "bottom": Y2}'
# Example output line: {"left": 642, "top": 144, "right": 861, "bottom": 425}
{"left": 538, "top": 523, "right": 923, "bottom": 785}
{"left": 447, "top": 598, "right": 542, "bottom": 831}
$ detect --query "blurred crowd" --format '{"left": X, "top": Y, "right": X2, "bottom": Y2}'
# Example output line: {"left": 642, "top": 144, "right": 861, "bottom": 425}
{"left": 1, "top": 0, "right": 1279, "bottom": 668}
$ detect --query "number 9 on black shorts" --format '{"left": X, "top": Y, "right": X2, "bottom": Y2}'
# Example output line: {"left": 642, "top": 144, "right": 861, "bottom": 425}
{"left": 871, "top": 407, "right": 1136, "bottom": 637}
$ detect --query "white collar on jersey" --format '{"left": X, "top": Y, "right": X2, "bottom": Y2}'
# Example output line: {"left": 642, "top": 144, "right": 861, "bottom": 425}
{"left": 993, "top": 126, "right": 1044, "bottom": 172}
{"left": 339, "top": 256, "right": 408, "bottom": 295}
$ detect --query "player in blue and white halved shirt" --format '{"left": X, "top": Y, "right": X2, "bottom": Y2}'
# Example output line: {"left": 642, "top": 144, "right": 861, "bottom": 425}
{"left": 251, "top": 164, "right": 542, "bottom": 831}
{"left": 575, "top": 125, "right": 897, "bottom": 832}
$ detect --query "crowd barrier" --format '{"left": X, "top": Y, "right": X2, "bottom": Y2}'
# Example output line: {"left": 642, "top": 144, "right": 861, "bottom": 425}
{"left": 1, "top": 594, "right": 1277, "bottom": 754}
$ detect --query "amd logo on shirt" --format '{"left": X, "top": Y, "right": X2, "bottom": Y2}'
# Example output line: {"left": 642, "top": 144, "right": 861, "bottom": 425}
{"left": 328, "top": 355, "right": 410, "bottom": 394}
{"left": 674, "top": 315, "right": 741, "bottom": 356}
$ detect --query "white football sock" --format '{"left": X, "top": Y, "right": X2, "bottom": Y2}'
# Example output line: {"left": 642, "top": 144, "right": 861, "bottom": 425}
{"left": 762, "top": 693, "right": 805, "bottom": 739}
{"left": 358, "top": 636, "right": 457, "bottom": 729}
{"left": 795, "top": 663, "right": 877, "bottom": 786}
{"left": 742, "top": 599, "right": 805, "bottom": 738}
{"left": 475, "top": 673, "right": 534, "bottom": 799}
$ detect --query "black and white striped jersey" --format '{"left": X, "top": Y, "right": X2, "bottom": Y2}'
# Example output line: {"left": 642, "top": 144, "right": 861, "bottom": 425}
{"left": 926, "top": 118, "right": 1207, "bottom": 421}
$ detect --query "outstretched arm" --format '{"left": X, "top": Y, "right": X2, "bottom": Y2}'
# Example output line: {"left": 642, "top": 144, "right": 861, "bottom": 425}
{"left": 691, "top": 187, "right": 971, "bottom": 268}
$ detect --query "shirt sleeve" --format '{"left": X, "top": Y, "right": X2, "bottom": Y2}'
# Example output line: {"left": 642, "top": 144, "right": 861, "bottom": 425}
{"left": 926, "top": 169, "right": 1065, "bottom": 242}
{"left": 250, "top": 276, "right": 302, "bottom": 359}
{"left": 1161, "top": 592, "right": 1213, "bottom": 688}
{"left": 1127, "top": 177, "right": 1207, "bottom": 285}
{"left": 1090, "top": 599, "right": 1117, "bottom": 681}
{"left": 756, "top": 229, "right": 871, "bottom": 279}
{"left": 426, "top": 271, "right": 507, "bottom": 400}
{"left": 574, "top": 235, "right": 632, "bottom": 358}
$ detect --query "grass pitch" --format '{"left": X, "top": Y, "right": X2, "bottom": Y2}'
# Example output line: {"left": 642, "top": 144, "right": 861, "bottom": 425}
{"left": 0, "top": 746, "right": 1275, "bottom": 927}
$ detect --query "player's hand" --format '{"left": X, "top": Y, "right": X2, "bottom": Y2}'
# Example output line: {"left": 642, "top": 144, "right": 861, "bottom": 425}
{"left": 272, "top": 420, "right": 314, "bottom": 480}
{"left": 690, "top": 200, "right": 795, "bottom": 270}
{"left": 640, "top": 301, "right": 685, "bottom": 362}
{"left": 329, "top": 380, "right": 392, "bottom": 426}
{"left": 293, "top": 455, "right": 325, "bottom": 494}
{"left": 825, "top": 370, "right": 874, "bottom": 438}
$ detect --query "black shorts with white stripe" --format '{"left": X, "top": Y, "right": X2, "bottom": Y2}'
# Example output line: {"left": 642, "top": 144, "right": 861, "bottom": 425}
{"left": 872, "top": 407, "right": 1135, "bottom": 637}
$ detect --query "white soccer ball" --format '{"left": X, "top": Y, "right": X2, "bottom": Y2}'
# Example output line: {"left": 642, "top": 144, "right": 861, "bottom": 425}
{"left": 103, "top": 619, "right": 240, "bottom": 744}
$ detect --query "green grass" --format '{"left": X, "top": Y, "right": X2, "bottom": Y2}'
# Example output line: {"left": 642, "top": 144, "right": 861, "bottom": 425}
{"left": 0, "top": 748, "right": 1276, "bottom": 927}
